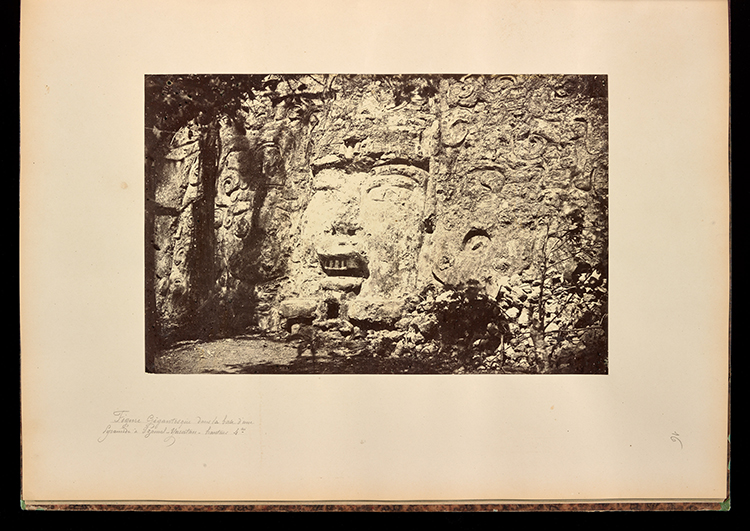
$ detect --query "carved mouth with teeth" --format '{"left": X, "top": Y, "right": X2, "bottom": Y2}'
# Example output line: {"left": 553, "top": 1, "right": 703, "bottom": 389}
{"left": 318, "top": 253, "right": 369, "bottom": 278}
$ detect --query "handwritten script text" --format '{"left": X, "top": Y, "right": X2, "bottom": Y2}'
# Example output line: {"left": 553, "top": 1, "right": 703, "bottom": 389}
{"left": 98, "top": 410, "right": 253, "bottom": 446}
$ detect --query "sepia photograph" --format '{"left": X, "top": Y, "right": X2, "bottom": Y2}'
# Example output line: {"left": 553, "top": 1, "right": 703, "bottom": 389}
{"left": 145, "top": 74, "right": 609, "bottom": 375}
{"left": 22, "top": 0, "right": 729, "bottom": 507}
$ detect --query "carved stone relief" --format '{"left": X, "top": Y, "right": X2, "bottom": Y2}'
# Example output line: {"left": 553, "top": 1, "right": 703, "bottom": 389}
{"left": 148, "top": 74, "right": 608, "bottom": 374}
{"left": 280, "top": 77, "right": 439, "bottom": 325}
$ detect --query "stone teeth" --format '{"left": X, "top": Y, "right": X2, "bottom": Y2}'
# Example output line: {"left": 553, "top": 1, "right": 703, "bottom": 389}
{"left": 325, "top": 258, "right": 347, "bottom": 270}
{"left": 321, "top": 255, "right": 361, "bottom": 273}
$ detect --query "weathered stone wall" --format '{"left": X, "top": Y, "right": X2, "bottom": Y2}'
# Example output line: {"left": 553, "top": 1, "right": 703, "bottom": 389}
{"left": 430, "top": 75, "right": 608, "bottom": 294}
{"left": 151, "top": 121, "right": 209, "bottom": 337}
{"left": 147, "top": 74, "right": 608, "bottom": 372}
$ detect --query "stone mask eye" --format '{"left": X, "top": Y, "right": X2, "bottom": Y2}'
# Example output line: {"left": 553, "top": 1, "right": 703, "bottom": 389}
{"left": 368, "top": 184, "right": 415, "bottom": 205}
{"left": 462, "top": 228, "right": 491, "bottom": 252}
{"left": 366, "top": 171, "right": 419, "bottom": 203}
{"left": 467, "top": 236, "right": 488, "bottom": 251}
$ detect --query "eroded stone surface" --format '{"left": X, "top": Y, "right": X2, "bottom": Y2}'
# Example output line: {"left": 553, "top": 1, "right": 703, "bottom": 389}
{"left": 147, "top": 74, "right": 608, "bottom": 373}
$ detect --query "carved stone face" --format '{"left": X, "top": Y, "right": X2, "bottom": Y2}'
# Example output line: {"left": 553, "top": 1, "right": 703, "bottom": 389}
{"left": 430, "top": 165, "right": 514, "bottom": 298}
{"left": 289, "top": 77, "right": 439, "bottom": 321}
{"left": 302, "top": 163, "right": 428, "bottom": 304}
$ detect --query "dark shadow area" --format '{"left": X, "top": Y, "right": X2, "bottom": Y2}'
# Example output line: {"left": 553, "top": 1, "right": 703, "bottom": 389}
{"left": 203, "top": 352, "right": 456, "bottom": 375}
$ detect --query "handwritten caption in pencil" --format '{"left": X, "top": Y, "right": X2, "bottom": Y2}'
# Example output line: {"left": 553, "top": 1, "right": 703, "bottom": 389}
{"left": 98, "top": 410, "right": 252, "bottom": 446}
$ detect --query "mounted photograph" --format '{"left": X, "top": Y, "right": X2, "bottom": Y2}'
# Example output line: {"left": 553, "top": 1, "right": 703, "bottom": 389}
{"left": 145, "top": 74, "right": 609, "bottom": 375}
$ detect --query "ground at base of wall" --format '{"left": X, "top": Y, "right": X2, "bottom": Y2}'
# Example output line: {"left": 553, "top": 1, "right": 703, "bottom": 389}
{"left": 150, "top": 332, "right": 606, "bottom": 375}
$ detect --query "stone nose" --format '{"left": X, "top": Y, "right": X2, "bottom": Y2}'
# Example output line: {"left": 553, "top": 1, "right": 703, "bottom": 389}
{"left": 330, "top": 222, "right": 362, "bottom": 239}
